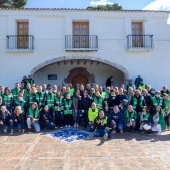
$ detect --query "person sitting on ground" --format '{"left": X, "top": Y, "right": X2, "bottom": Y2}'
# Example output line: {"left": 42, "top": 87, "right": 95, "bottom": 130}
{"left": 109, "top": 105, "right": 124, "bottom": 133}
{"left": 87, "top": 102, "right": 99, "bottom": 132}
{"left": 26, "top": 102, "right": 40, "bottom": 132}
{"left": 124, "top": 105, "right": 137, "bottom": 132}
{"left": 93, "top": 110, "right": 109, "bottom": 142}
{"left": 0, "top": 106, "right": 13, "bottom": 134}
{"left": 151, "top": 106, "right": 166, "bottom": 135}
{"left": 41, "top": 105, "right": 55, "bottom": 130}
{"left": 11, "top": 106, "right": 25, "bottom": 133}
{"left": 139, "top": 106, "right": 152, "bottom": 133}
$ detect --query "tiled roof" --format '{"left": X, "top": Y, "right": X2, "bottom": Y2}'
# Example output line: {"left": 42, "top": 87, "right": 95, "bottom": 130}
{"left": 0, "top": 8, "right": 169, "bottom": 13}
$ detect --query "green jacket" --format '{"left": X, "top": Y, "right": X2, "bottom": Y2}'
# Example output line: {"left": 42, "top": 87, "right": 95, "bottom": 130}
{"left": 46, "top": 93, "right": 55, "bottom": 108}
{"left": 152, "top": 113, "right": 166, "bottom": 130}
{"left": 27, "top": 108, "right": 40, "bottom": 121}
{"left": 11, "top": 88, "right": 21, "bottom": 100}
{"left": 35, "top": 92, "right": 45, "bottom": 106}
{"left": 93, "top": 97, "right": 103, "bottom": 110}
{"left": 124, "top": 109, "right": 136, "bottom": 125}
{"left": 2, "top": 94, "right": 13, "bottom": 106}
{"left": 14, "top": 100, "right": 26, "bottom": 115}
{"left": 64, "top": 99, "right": 73, "bottom": 115}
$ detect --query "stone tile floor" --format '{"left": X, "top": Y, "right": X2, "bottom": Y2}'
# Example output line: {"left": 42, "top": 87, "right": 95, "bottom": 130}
{"left": 0, "top": 129, "right": 170, "bottom": 170}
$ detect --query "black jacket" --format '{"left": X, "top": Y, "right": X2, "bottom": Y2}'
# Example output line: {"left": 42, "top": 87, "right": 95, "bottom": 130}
{"left": 11, "top": 113, "right": 25, "bottom": 129}
{"left": 0, "top": 111, "right": 12, "bottom": 125}
{"left": 94, "top": 116, "right": 109, "bottom": 130}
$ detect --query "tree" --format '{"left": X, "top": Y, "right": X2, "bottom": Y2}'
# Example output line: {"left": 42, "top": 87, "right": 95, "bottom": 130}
{"left": 0, "top": 0, "right": 28, "bottom": 8}
{"left": 86, "top": 3, "right": 123, "bottom": 11}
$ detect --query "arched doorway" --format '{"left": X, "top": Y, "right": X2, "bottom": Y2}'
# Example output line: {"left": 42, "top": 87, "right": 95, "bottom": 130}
{"left": 72, "top": 75, "right": 88, "bottom": 88}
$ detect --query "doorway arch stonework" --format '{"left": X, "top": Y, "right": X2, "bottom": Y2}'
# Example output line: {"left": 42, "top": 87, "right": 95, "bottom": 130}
{"left": 64, "top": 67, "right": 95, "bottom": 84}
{"left": 30, "top": 55, "right": 129, "bottom": 84}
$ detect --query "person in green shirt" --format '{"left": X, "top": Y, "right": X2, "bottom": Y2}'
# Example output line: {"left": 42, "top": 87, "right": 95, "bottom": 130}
{"left": 11, "top": 83, "right": 21, "bottom": 100}
{"left": 124, "top": 105, "right": 137, "bottom": 132}
{"left": 151, "top": 106, "right": 166, "bottom": 135}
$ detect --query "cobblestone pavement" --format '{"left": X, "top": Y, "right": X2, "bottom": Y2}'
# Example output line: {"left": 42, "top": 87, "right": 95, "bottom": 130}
{"left": 0, "top": 129, "right": 170, "bottom": 170}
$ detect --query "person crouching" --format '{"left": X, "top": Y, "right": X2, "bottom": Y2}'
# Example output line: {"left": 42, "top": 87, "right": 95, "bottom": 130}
{"left": 93, "top": 110, "right": 109, "bottom": 142}
{"left": 41, "top": 105, "right": 55, "bottom": 130}
{"left": 12, "top": 106, "right": 25, "bottom": 133}
{"left": 26, "top": 102, "right": 40, "bottom": 132}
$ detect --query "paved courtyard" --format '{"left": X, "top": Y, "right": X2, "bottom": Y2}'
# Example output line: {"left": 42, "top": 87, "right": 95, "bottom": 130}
{"left": 0, "top": 129, "right": 170, "bottom": 170}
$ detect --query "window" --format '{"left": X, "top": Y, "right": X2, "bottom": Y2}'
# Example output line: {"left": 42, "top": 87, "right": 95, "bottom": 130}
{"left": 17, "top": 21, "right": 29, "bottom": 49}
{"left": 73, "top": 22, "right": 89, "bottom": 48}
{"left": 48, "top": 75, "right": 57, "bottom": 80}
{"left": 131, "top": 22, "right": 143, "bottom": 47}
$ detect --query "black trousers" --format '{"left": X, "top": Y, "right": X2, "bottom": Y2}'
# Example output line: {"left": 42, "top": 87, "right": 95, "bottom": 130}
{"left": 64, "top": 114, "right": 72, "bottom": 125}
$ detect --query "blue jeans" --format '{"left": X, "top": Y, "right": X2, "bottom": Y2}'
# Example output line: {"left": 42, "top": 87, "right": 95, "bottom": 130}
{"left": 13, "top": 122, "right": 22, "bottom": 129}
{"left": 74, "top": 110, "right": 80, "bottom": 124}
{"left": 55, "top": 111, "right": 63, "bottom": 126}
{"left": 86, "top": 123, "right": 95, "bottom": 132}
{"left": 46, "top": 122, "right": 55, "bottom": 130}
{"left": 3, "top": 122, "right": 13, "bottom": 130}
{"left": 93, "top": 128, "right": 109, "bottom": 137}
{"left": 112, "top": 123, "right": 124, "bottom": 130}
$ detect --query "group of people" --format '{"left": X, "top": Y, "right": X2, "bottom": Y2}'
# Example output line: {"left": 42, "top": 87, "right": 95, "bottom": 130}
{"left": 0, "top": 74, "right": 170, "bottom": 142}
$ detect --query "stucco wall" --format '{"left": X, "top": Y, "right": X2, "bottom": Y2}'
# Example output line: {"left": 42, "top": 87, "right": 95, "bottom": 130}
{"left": 0, "top": 9, "right": 170, "bottom": 89}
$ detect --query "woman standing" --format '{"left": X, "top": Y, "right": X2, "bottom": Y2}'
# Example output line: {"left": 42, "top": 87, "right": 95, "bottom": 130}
{"left": 54, "top": 90, "right": 64, "bottom": 128}
{"left": 64, "top": 93, "right": 73, "bottom": 128}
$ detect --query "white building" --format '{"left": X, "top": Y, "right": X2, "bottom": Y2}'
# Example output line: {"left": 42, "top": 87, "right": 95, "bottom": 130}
{"left": 0, "top": 8, "right": 170, "bottom": 89}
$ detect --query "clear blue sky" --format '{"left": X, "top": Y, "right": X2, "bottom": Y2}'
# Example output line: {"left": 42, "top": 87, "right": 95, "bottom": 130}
{"left": 26, "top": 0, "right": 155, "bottom": 10}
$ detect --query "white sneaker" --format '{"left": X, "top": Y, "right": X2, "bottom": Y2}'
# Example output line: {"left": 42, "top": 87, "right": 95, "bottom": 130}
{"left": 76, "top": 124, "right": 79, "bottom": 128}
{"left": 65, "top": 125, "right": 68, "bottom": 128}
{"left": 68, "top": 125, "right": 71, "bottom": 128}
{"left": 10, "top": 129, "right": 14, "bottom": 135}
{"left": 157, "top": 131, "right": 161, "bottom": 135}
{"left": 4, "top": 129, "right": 7, "bottom": 133}
{"left": 120, "top": 130, "right": 123, "bottom": 133}
{"left": 60, "top": 126, "right": 63, "bottom": 129}
{"left": 74, "top": 123, "right": 76, "bottom": 128}
{"left": 55, "top": 127, "right": 58, "bottom": 129}
{"left": 28, "top": 126, "right": 31, "bottom": 129}
{"left": 111, "top": 130, "right": 116, "bottom": 134}
{"left": 103, "top": 134, "right": 108, "bottom": 142}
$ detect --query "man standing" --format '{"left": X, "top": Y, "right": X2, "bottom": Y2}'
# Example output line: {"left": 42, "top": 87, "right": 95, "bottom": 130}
{"left": 106, "top": 76, "right": 113, "bottom": 87}
{"left": 135, "top": 75, "right": 143, "bottom": 88}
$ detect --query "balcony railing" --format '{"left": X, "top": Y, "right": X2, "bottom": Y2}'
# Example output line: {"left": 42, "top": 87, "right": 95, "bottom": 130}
{"left": 65, "top": 35, "right": 98, "bottom": 51}
{"left": 6, "top": 35, "right": 34, "bottom": 51}
{"left": 127, "top": 35, "right": 153, "bottom": 50}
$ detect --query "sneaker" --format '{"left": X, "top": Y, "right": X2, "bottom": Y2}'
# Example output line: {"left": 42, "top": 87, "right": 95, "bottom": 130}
{"left": 103, "top": 134, "right": 108, "bottom": 142}
{"left": 28, "top": 126, "right": 31, "bottom": 129}
{"left": 18, "top": 129, "right": 21, "bottom": 133}
{"left": 76, "top": 124, "right": 79, "bottom": 128}
{"left": 74, "top": 123, "right": 76, "bottom": 128}
{"left": 157, "top": 131, "right": 161, "bottom": 135}
{"left": 120, "top": 130, "right": 123, "bottom": 133}
{"left": 68, "top": 125, "right": 71, "bottom": 128}
{"left": 111, "top": 130, "right": 116, "bottom": 134}
{"left": 60, "top": 126, "right": 63, "bottom": 129}
{"left": 10, "top": 129, "right": 14, "bottom": 135}
{"left": 4, "top": 129, "right": 7, "bottom": 133}
{"left": 55, "top": 127, "right": 58, "bottom": 129}
{"left": 65, "top": 125, "right": 68, "bottom": 128}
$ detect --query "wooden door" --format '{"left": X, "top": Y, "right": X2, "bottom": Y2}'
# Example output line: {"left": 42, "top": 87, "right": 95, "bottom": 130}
{"left": 72, "top": 75, "right": 88, "bottom": 88}
{"left": 17, "top": 22, "right": 29, "bottom": 48}
{"left": 132, "top": 22, "right": 143, "bottom": 47}
{"left": 73, "top": 22, "right": 89, "bottom": 48}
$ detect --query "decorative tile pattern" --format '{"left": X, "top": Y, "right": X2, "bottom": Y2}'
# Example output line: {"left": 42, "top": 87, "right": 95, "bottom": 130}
{"left": 46, "top": 128, "right": 93, "bottom": 143}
